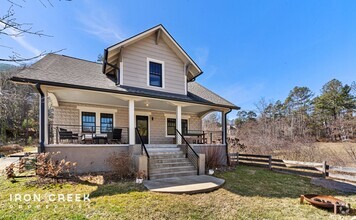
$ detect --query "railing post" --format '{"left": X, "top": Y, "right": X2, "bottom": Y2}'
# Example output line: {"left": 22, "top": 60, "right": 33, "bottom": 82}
{"left": 322, "top": 161, "right": 327, "bottom": 178}
{"left": 268, "top": 155, "right": 272, "bottom": 170}
{"left": 236, "top": 152, "right": 239, "bottom": 166}
{"left": 56, "top": 126, "right": 59, "bottom": 144}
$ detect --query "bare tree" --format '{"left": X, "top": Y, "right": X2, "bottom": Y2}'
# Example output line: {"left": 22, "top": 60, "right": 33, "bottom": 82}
{"left": 0, "top": 0, "right": 68, "bottom": 63}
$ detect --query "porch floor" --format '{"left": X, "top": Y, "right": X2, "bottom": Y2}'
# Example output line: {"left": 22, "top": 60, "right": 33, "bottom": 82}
{"left": 143, "top": 175, "right": 225, "bottom": 194}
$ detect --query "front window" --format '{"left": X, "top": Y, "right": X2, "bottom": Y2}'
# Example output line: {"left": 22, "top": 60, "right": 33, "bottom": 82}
{"left": 82, "top": 112, "right": 96, "bottom": 133}
{"left": 167, "top": 118, "right": 188, "bottom": 136}
{"left": 149, "top": 61, "right": 162, "bottom": 87}
{"left": 100, "top": 113, "right": 113, "bottom": 133}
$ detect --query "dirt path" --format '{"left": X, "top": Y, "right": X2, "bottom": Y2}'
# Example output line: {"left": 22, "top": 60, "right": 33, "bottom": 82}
{"left": 311, "top": 177, "right": 356, "bottom": 193}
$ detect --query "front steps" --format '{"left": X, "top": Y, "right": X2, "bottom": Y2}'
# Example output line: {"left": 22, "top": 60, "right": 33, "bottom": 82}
{"left": 147, "top": 145, "right": 197, "bottom": 180}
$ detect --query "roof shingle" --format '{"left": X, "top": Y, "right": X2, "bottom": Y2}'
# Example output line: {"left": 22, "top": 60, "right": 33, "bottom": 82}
{"left": 12, "top": 54, "right": 239, "bottom": 109}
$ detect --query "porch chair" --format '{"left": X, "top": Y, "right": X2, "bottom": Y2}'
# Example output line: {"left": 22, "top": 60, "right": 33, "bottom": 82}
{"left": 107, "top": 128, "right": 122, "bottom": 144}
{"left": 58, "top": 128, "right": 79, "bottom": 143}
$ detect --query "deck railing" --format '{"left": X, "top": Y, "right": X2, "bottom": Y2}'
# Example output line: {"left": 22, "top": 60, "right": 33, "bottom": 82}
{"left": 176, "top": 129, "right": 200, "bottom": 175}
{"left": 48, "top": 124, "right": 129, "bottom": 144}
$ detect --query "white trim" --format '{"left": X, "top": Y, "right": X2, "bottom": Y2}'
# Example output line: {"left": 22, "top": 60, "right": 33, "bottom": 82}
{"left": 77, "top": 106, "right": 117, "bottom": 113}
{"left": 147, "top": 57, "right": 165, "bottom": 89}
{"left": 119, "top": 61, "right": 123, "bottom": 85}
{"left": 176, "top": 105, "right": 182, "bottom": 144}
{"left": 107, "top": 25, "right": 202, "bottom": 75}
{"left": 135, "top": 111, "right": 151, "bottom": 116}
{"left": 134, "top": 112, "right": 151, "bottom": 144}
{"left": 77, "top": 106, "right": 117, "bottom": 134}
{"left": 164, "top": 113, "right": 190, "bottom": 119}
{"left": 44, "top": 85, "right": 230, "bottom": 112}
{"left": 48, "top": 92, "right": 59, "bottom": 107}
{"left": 184, "top": 75, "right": 187, "bottom": 95}
{"left": 129, "top": 100, "right": 135, "bottom": 145}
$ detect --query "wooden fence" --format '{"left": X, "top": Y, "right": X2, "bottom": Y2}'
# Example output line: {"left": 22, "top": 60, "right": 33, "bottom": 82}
{"left": 229, "top": 153, "right": 356, "bottom": 182}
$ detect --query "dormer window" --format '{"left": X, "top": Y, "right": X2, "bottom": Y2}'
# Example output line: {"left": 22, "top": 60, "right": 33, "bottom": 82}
{"left": 147, "top": 58, "right": 165, "bottom": 88}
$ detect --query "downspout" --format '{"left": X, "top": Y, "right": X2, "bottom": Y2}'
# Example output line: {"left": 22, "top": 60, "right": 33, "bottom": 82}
{"left": 224, "top": 109, "right": 232, "bottom": 166}
{"left": 35, "top": 83, "right": 45, "bottom": 153}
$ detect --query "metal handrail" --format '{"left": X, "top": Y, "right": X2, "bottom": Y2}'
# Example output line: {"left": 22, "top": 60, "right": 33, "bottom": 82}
{"left": 135, "top": 127, "right": 150, "bottom": 158}
{"left": 176, "top": 129, "right": 200, "bottom": 175}
{"left": 135, "top": 127, "right": 150, "bottom": 180}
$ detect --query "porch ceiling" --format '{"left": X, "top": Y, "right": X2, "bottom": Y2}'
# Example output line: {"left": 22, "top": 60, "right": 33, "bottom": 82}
{"left": 47, "top": 86, "right": 225, "bottom": 114}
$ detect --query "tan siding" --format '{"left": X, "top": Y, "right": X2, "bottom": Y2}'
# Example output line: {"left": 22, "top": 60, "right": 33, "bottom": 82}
{"left": 123, "top": 34, "right": 185, "bottom": 94}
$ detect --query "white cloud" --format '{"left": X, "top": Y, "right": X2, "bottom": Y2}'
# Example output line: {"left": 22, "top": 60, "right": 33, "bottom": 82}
{"left": 194, "top": 47, "right": 209, "bottom": 67}
{"left": 219, "top": 82, "right": 265, "bottom": 111}
{"left": 0, "top": 23, "right": 42, "bottom": 56}
{"left": 75, "top": 2, "right": 125, "bottom": 43}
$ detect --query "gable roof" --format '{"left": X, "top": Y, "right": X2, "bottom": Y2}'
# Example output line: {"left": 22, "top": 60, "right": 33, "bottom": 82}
{"left": 103, "top": 24, "right": 203, "bottom": 81}
{"left": 11, "top": 54, "right": 239, "bottom": 110}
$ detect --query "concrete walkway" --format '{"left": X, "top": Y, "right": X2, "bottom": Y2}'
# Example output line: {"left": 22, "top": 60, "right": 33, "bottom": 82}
{"left": 143, "top": 175, "right": 225, "bottom": 194}
{"left": 311, "top": 177, "right": 356, "bottom": 193}
{"left": 0, "top": 157, "right": 19, "bottom": 174}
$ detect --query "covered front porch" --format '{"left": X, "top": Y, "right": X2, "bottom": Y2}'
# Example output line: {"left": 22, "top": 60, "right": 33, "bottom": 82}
{"left": 39, "top": 85, "right": 230, "bottom": 148}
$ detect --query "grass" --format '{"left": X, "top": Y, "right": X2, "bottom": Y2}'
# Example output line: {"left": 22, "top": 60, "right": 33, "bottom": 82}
{"left": 23, "top": 145, "right": 37, "bottom": 153}
{"left": 0, "top": 165, "right": 355, "bottom": 219}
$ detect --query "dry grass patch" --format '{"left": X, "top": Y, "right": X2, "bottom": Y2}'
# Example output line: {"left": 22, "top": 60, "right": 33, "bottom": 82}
{"left": 0, "top": 166, "right": 355, "bottom": 219}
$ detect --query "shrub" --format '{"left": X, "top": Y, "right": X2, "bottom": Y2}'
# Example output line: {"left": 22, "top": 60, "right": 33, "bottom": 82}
{"left": 106, "top": 152, "right": 134, "bottom": 179}
{"left": 35, "top": 152, "right": 77, "bottom": 179}
{"left": 5, "top": 163, "right": 15, "bottom": 180}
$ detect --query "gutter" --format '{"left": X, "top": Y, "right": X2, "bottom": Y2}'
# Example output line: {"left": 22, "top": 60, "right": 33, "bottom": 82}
{"left": 224, "top": 108, "right": 232, "bottom": 166}
{"left": 35, "top": 83, "right": 45, "bottom": 153}
{"left": 188, "top": 71, "right": 203, "bottom": 82}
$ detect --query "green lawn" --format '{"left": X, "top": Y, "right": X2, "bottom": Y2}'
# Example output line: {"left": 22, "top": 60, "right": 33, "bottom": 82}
{"left": 0, "top": 166, "right": 355, "bottom": 219}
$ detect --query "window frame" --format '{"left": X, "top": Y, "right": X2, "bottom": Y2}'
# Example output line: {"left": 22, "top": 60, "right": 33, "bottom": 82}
{"left": 165, "top": 118, "right": 189, "bottom": 137}
{"left": 100, "top": 113, "right": 114, "bottom": 133}
{"left": 147, "top": 57, "right": 165, "bottom": 88}
{"left": 77, "top": 106, "right": 117, "bottom": 134}
{"left": 81, "top": 112, "right": 96, "bottom": 133}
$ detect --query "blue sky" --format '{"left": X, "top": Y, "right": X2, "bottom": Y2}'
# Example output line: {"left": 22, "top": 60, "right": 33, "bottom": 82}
{"left": 1, "top": 0, "right": 355, "bottom": 119}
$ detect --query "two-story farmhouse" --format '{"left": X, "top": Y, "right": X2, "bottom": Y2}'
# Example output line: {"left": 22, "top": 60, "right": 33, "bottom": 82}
{"left": 12, "top": 25, "right": 239, "bottom": 179}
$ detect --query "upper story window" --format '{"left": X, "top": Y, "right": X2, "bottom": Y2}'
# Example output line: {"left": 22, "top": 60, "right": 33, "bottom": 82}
{"left": 147, "top": 58, "right": 164, "bottom": 88}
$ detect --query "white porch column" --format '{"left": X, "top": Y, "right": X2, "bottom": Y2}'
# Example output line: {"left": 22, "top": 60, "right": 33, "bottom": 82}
{"left": 176, "top": 105, "right": 182, "bottom": 144}
{"left": 222, "top": 110, "right": 227, "bottom": 145}
{"left": 129, "top": 99, "right": 135, "bottom": 145}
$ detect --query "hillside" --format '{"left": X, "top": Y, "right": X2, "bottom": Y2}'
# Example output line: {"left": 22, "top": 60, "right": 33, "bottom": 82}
{"left": 0, "top": 63, "right": 17, "bottom": 72}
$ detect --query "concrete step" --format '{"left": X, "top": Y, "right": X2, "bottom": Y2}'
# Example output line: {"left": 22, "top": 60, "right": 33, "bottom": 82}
{"left": 150, "top": 152, "right": 185, "bottom": 159}
{"left": 150, "top": 157, "right": 190, "bottom": 163}
{"left": 150, "top": 161, "right": 193, "bottom": 168}
{"left": 149, "top": 170, "right": 197, "bottom": 180}
{"left": 146, "top": 144, "right": 178, "bottom": 148}
{"left": 147, "top": 148, "right": 181, "bottom": 153}
{"left": 150, "top": 166, "right": 196, "bottom": 174}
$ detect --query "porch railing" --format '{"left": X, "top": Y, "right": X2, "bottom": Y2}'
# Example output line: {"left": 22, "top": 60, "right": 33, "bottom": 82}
{"left": 202, "top": 130, "right": 223, "bottom": 144}
{"left": 135, "top": 127, "right": 150, "bottom": 180}
{"left": 176, "top": 129, "right": 200, "bottom": 175}
{"left": 48, "top": 124, "right": 129, "bottom": 144}
{"left": 181, "top": 130, "right": 223, "bottom": 144}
